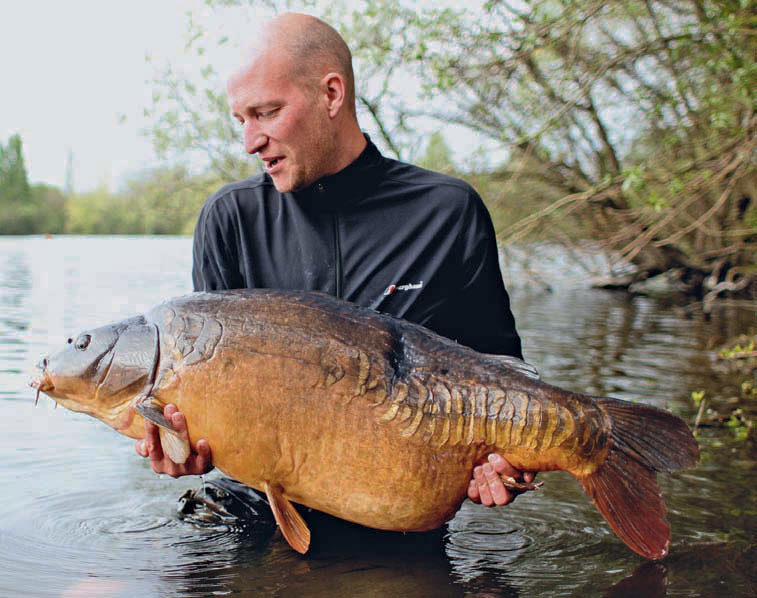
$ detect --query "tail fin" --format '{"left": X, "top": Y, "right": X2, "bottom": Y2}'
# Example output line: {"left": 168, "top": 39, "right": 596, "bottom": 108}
{"left": 578, "top": 398, "right": 699, "bottom": 560}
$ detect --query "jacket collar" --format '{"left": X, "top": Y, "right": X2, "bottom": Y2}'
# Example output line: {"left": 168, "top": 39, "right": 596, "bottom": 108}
{"left": 288, "top": 135, "right": 384, "bottom": 209}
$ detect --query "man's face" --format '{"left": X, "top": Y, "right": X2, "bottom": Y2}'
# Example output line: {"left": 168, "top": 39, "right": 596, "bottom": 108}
{"left": 228, "top": 52, "right": 336, "bottom": 193}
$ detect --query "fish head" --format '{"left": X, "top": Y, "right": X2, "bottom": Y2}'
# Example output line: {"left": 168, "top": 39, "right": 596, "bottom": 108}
{"left": 31, "top": 315, "right": 158, "bottom": 425}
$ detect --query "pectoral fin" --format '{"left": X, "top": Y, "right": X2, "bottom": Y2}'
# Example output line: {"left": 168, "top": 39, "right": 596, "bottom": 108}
{"left": 157, "top": 428, "right": 190, "bottom": 465}
{"left": 132, "top": 397, "right": 191, "bottom": 465}
{"left": 264, "top": 482, "right": 311, "bottom": 554}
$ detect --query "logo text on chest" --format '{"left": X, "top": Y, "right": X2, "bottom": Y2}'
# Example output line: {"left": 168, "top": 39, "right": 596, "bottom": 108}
{"left": 383, "top": 281, "right": 423, "bottom": 296}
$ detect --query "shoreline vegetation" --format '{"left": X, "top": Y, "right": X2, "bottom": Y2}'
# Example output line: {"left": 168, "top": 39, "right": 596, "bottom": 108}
{"left": 2, "top": 1, "right": 754, "bottom": 304}
{"left": 692, "top": 333, "right": 756, "bottom": 453}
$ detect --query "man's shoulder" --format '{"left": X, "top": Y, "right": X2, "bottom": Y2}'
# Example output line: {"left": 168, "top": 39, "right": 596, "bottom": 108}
{"left": 195, "top": 173, "right": 274, "bottom": 232}
{"left": 381, "top": 158, "right": 478, "bottom": 199}
{"left": 205, "top": 173, "right": 272, "bottom": 207}
{"left": 377, "top": 158, "right": 485, "bottom": 218}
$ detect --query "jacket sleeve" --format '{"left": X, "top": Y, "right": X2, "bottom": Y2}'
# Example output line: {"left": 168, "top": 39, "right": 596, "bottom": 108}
{"left": 192, "top": 197, "right": 245, "bottom": 292}
{"left": 427, "top": 190, "right": 523, "bottom": 359}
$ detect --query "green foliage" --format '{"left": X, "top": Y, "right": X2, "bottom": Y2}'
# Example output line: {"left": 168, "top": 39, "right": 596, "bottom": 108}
{"left": 29, "top": 184, "right": 66, "bottom": 233}
{"left": 694, "top": 333, "right": 757, "bottom": 444}
{"left": 0, "top": 134, "right": 30, "bottom": 204}
{"left": 0, "top": 134, "right": 33, "bottom": 233}
{"left": 0, "top": 134, "right": 67, "bottom": 234}
{"left": 0, "top": 137, "right": 222, "bottom": 235}
{"left": 121, "top": 167, "right": 222, "bottom": 235}
{"left": 720, "top": 340, "right": 756, "bottom": 360}
{"left": 64, "top": 187, "right": 135, "bottom": 234}
{"left": 62, "top": 167, "right": 224, "bottom": 235}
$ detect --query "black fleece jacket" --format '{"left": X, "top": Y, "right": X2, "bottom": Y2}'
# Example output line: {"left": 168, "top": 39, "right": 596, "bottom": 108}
{"left": 192, "top": 138, "right": 522, "bottom": 358}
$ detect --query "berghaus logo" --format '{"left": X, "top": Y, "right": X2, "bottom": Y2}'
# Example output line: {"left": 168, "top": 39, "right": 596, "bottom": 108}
{"left": 383, "top": 281, "right": 423, "bottom": 296}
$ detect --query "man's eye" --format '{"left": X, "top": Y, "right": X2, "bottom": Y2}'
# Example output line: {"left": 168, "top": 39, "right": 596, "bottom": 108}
{"left": 258, "top": 109, "right": 278, "bottom": 119}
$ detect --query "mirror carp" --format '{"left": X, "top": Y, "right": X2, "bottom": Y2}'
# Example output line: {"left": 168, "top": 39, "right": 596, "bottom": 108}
{"left": 31, "top": 289, "right": 699, "bottom": 559}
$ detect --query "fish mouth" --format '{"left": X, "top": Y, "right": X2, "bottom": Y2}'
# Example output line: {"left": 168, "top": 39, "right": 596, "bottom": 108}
{"left": 30, "top": 366, "right": 54, "bottom": 406}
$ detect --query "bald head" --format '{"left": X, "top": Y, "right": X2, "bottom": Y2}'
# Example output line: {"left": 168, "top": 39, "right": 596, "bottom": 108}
{"left": 228, "top": 13, "right": 366, "bottom": 191}
{"left": 251, "top": 13, "right": 356, "bottom": 115}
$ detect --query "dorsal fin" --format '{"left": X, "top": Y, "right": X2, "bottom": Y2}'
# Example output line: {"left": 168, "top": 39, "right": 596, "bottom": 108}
{"left": 492, "top": 355, "right": 540, "bottom": 379}
{"left": 264, "top": 482, "right": 311, "bottom": 554}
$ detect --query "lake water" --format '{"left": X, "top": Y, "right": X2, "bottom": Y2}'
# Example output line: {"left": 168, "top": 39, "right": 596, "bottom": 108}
{"left": 1, "top": 236, "right": 754, "bottom": 597}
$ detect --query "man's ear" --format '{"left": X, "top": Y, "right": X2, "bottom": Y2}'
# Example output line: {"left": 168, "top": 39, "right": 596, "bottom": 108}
{"left": 322, "top": 72, "right": 346, "bottom": 118}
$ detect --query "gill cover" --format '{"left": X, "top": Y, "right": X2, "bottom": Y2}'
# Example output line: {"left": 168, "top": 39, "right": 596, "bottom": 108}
{"left": 97, "top": 316, "right": 159, "bottom": 400}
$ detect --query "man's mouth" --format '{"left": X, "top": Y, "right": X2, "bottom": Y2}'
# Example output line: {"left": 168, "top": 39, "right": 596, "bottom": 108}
{"left": 264, "top": 157, "right": 284, "bottom": 172}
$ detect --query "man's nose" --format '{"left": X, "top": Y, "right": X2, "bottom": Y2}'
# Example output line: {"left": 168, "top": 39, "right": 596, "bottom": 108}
{"left": 245, "top": 127, "right": 268, "bottom": 155}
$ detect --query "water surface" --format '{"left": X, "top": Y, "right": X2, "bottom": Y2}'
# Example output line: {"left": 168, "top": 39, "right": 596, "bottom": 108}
{"left": 1, "top": 236, "right": 754, "bottom": 597}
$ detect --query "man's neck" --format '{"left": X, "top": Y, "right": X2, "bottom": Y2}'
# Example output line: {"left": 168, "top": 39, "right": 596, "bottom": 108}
{"left": 329, "top": 126, "right": 368, "bottom": 175}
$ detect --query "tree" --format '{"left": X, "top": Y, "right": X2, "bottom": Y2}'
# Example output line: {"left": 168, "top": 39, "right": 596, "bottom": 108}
{"left": 387, "top": 0, "right": 756, "bottom": 299}
{"left": 0, "top": 133, "right": 36, "bottom": 234}
{"left": 30, "top": 183, "right": 66, "bottom": 234}
{"left": 123, "top": 166, "right": 223, "bottom": 235}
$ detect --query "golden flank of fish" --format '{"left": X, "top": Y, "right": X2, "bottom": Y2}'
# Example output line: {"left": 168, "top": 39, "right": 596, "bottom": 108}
{"left": 31, "top": 290, "right": 699, "bottom": 559}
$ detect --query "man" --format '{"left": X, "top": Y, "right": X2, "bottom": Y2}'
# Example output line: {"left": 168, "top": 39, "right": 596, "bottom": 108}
{"left": 136, "top": 12, "right": 534, "bottom": 517}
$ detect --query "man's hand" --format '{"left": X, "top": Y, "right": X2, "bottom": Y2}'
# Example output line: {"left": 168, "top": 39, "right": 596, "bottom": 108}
{"left": 468, "top": 453, "right": 536, "bottom": 507}
{"left": 134, "top": 403, "right": 213, "bottom": 478}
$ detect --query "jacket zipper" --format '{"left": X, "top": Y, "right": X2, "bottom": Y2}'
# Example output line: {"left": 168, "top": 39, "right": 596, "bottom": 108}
{"left": 333, "top": 212, "right": 343, "bottom": 298}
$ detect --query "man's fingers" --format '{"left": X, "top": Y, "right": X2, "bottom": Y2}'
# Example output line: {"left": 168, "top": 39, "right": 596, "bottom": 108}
{"left": 137, "top": 404, "right": 214, "bottom": 477}
{"left": 197, "top": 439, "right": 210, "bottom": 454}
{"left": 483, "top": 462, "right": 512, "bottom": 506}
{"left": 468, "top": 480, "right": 481, "bottom": 503}
{"left": 467, "top": 455, "right": 538, "bottom": 508}
{"left": 146, "top": 425, "right": 165, "bottom": 462}
{"left": 487, "top": 453, "right": 520, "bottom": 478}
{"left": 149, "top": 444, "right": 164, "bottom": 462}
{"left": 193, "top": 439, "right": 213, "bottom": 473}
{"left": 487, "top": 454, "right": 536, "bottom": 484}
{"left": 473, "top": 465, "right": 495, "bottom": 506}
{"left": 165, "top": 404, "right": 189, "bottom": 435}
{"left": 135, "top": 439, "right": 147, "bottom": 457}
{"left": 144, "top": 420, "right": 159, "bottom": 442}
{"left": 143, "top": 422, "right": 163, "bottom": 459}
{"left": 171, "top": 411, "right": 184, "bottom": 428}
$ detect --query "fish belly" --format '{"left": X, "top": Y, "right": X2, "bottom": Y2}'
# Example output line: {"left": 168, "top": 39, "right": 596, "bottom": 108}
{"left": 173, "top": 379, "right": 478, "bottom": 530}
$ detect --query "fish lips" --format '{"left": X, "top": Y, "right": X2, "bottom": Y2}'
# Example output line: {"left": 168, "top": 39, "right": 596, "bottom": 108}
{"left": 30, "top": 360, "right": 55, "bottom": 404}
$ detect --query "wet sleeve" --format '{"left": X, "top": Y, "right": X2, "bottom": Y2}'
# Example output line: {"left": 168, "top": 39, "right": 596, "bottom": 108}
{"left": 429, "top": 190, "right": 523, "bottom": 359}
{"left": 192, "top": 198, "right": 244, "bottom": 292}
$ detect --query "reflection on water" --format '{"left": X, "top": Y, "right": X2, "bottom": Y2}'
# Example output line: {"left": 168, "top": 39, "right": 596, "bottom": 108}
{"left": 1, "top": 236, "right": 754, "bottom": 597}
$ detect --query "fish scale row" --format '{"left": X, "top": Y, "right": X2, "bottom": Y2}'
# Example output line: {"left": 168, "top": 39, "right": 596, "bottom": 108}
{"left": 368, "top": 370, "right": 601, "bottom": 462}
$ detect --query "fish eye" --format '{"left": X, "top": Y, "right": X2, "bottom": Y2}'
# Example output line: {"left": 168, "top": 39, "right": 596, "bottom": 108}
{"left": 75, "top": 334, "right": 91, "bottom": 351}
